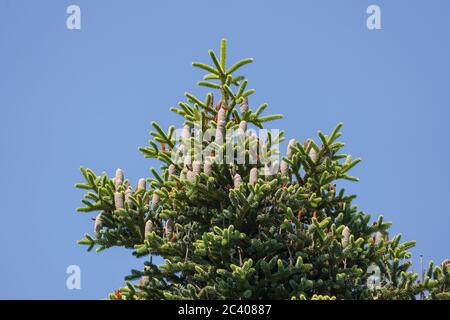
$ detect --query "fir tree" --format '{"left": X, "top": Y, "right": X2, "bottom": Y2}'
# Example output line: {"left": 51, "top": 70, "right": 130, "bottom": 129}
{"left": 75, "top": 39, "right": 450, "bottom": 300}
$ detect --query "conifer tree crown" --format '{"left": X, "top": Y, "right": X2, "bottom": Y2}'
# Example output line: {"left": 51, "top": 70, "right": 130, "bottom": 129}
{"left": 76, "top": 39, "right": 450, "bottom": 300}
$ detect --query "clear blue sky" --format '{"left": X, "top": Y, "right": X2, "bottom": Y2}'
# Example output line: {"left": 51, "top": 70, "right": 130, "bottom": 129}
{"left": 1, "top": 0, "right": 449, "bottom": 299}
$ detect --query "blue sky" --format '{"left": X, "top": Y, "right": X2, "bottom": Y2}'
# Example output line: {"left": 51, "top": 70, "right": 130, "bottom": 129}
{"left": 1, "top": 0, "right": 449, "bottom": 299}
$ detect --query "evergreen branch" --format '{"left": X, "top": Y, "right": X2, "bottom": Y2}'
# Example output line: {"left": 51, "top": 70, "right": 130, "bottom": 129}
{"left": 208, "top": 50, "right": 224, "bottom": 75}
{"left": 192, "top": 62, "right": 219, "bottom": 75}
{"left": 197, "top": 81, "right": 221, "bottom": 89}
{"left": 226, "top": 58, "right": 254, "bottom": 75}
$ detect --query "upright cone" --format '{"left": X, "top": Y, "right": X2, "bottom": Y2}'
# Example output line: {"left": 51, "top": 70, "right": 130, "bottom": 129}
{"left": 182, "top": 124, "right": 191, "bottom": 140}
{"left": 287, "top": 139, "right": 297, "bottom": 158}
{"left": 217, "top": 108, "right": 226, "bottom": 129}
{"left": 204, "top": 160, "right": 212, "bottom": 175}
{"left": 249, "top": 168, "right": 258, "bottom": 186}
{"left": 168, "top": 164, "right": 176, "bottom": 181}
{"left": 152, "top": 190, "right": 160, "bottom": 208}
{"left": 165, "top": 219, "right": 174, "bottom": 237}
{"left": 114, "top": 192, "right": 124, "bottom": 209}
{"left": 239, "top": 121, "right": 247, "bottom": 134}
{"left": 309, "top": 147, "right": 318, "bottom": 163}
{"left": 144, "top": 220, "right": 154, "bottom": 239}
{"left": 94, "top": 214, "right": 103, "bottom": 233}
{"left": 342, "top": 226, "right": 351, "bottom": 248}
{"left": 374, "top": 232, "right": 384, "bottom": 244}
{"left": 124, "top": 186, "right": 132, "bottom": 205}
{"left": 115, "top": 168, "right": 124, "bottom": 189}
{"left": 137, "top": 178, "right": 146, "bottom": 191}
{"left": 234, "top": 174, "right": 242, "bottom": 189}
{"left": 187, "top": 170, "right": 195, "bottom": 182}
{"left": 240, "top": 97, "right": 249, "bottom": 114}
{"left": 280, "top": 160, "right": 289, "bottom": 176}
{"left": 193, "top": 160, "right": 202, "bottom": 174}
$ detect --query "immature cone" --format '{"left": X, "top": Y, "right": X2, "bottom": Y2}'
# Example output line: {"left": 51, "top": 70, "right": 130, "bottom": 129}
{"left": 234, "top": 174, "right": 242, "bottom": 189}
{"left": 239, "top": 121, "right": 247, "bottom": 134}
{"left": 248, "top": 133, "right": 258, "bottom": 163}
{"left": 240, "top": 97, "right": 249, "bottom": 114}
{"left": 287, "top": 139, "right": 297, "bottom": 158}
{"left": 442, "top": 259, "right": 450, "bottom": 270}
{"left": 140, "top": 267, "right": 150, "bottom": 287}
{"left": 249, "top": 168, "right": 258, "bottom": 186}
{"left": 94, "top": 214, "right": 103, "bottom": 233}
{"left": 215, "top": 108, "right": 226, "bottom": 147}
{"left": 280, "top": 160, "right": 289, "bottom": 176}
{"left": 115, "top": 168, "right": 124, "bottom": 180}
{"left": 124, "top": 186, "right": 132, "bottom": 205}
{"left": 204, "top": 160, "right": 212, "bottom": 175}
{"left": 217, "top": 108, "right": 226, "bottom": 128}
{"left": 180, "top": 169, "right": 187, "bottom": 181}
{"left": 168, "top": 164, "right": 176, "bottom": 181}
{"left": 215, "top": 128, "right": 224, "bottom": 145}
{"left": 187, "top": 170, "right": 195, "bottom": 183}
{"left": 114, "top": 191, "right": 124, "bottom": 209}
{"left": 215, "top": 99, "right": 222, "bottom": 111}
{"left": 184, "top": 153, "right": 192, "bottom": 167}
{"left": 152, "top": 190, "right": 160, "bottom": 208}
{"left": 144, "top": 220, "right": 154, "bottom": 239}
{"left": 165, "top": 219, "right": 174, "bottom": 236}
{"left": 309, "top": 147, "right": 318, "bottom": 163}
{"left": 193, "top": 160, "right": 202, "bottom": 174}
{"left": 342, "top": 226, "right": 351, "bottom": 248}
{"left": 374, "top": 232, "right": 384, "bottom": 244}
{"left": 115, "top": 168, "right": 124, "bottom": 188}
{"left": 178, "top": 143, "right": 186, "bottom": 156}
{"left": 137, "top": 178, "right": 146, "bottom": 191}
{"left": 182, "top": 124, "right": 191, "bottom": 140}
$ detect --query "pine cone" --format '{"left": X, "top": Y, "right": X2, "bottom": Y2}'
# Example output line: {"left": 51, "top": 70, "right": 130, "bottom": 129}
{"left": 182, "top": 124, "right": 191, "bottom": 140}
{"left": 374, "top": 232, "right": 384, "bottom": 244}
{"left": 204, "top": 160, "right": 212, "bottom": 175}
{"left": 280, "top": 160, "right": 289, "bottom": 176}
{"left": 140, "top": 266, "right": 150, "bottom": 287}
{"left": 234, "top": 174, "right": 242, "bottom": 189}
{"left": 115, "top": 169, "right": 124, "bottom": 189}
{"left": 249, "top": 168, "right": 258, "bottom": 186}
{"left": 184, "top": 153, "right": 192, "bottom": 167}
{"left": 94, "top": 214, "right": 103, "bottom": 233}
{"left": 165, "top": 219, "right": 174, "bottom": 236}
{"left": 342, "top": 226, "right": 351, "bottom": 248}
{"left": 152, "top": 190, "right": 160, "bottom": 207}
{"left": 114, "top": 191, "right": 124, "bottom": 209}
{"left": 442, "top": 259, "right": 450, "bottom": 270}
{"left": 287, "top": 139, "right": 297, "bottom": 158}
{"left": 187, "top": 170, "right": 195, "bottom": 182}
{"left": 217, "top": 108, "right": 226, "bottom": 128}
{"left": 137, "top": 178, "right": 146, "bottom": 190}
{"left": 178, "top": 143, "right": 186, "bottom": 156}
{"left": 168, "top": 164, "right": 176, "bottom": 180}
{"left": 193, "top": 160, "right": 202, "bottom": 174}
{"left": 144, "top": 220, "right": 154, "bottom": 239}
{"left": 239, "top": 120, "right": 247, "bottom": 134}
{"left": 309, "top": 147, "right": 318, "bottom": 163}
{"left": 180, "top": 169, "right": 187, "bottom": 181}
{"left": 215, "top": 128, "right": 224, "bottom": 145}
{"left": 240, "top": 97, "right": 249, "bottom": 114}
{"left": 124, "top": 186, "right": 132, "bottom": 205}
